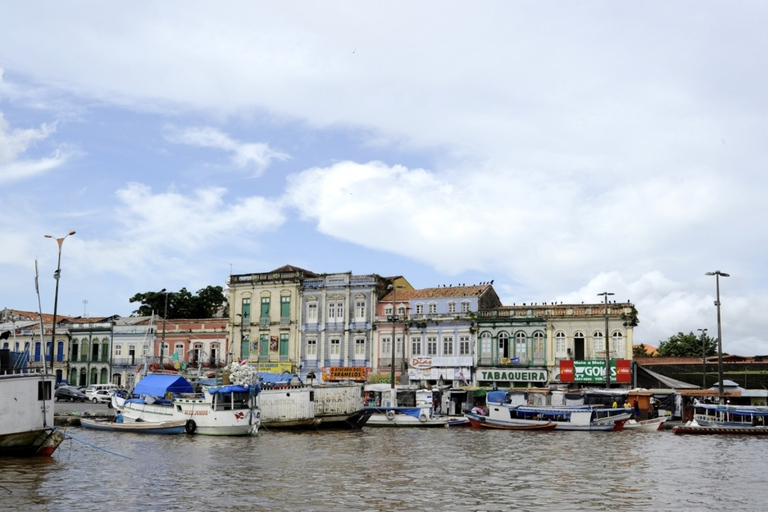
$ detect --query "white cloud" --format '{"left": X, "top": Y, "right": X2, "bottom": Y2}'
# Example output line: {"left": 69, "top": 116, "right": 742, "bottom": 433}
{"left": 166, "top": 126, "right": 288, "bottom": 175}
{"left": 0, "top": 112, "right": 69, "bottom": 184}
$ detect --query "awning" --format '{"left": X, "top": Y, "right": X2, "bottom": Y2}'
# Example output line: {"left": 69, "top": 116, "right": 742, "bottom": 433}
{"left": 133, "top": 374, "right": 194, "bottom": 397}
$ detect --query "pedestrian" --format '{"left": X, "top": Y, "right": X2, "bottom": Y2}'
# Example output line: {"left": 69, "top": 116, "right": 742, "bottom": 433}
{"left": 612, "top": 399, "right": 618, "bottom": 408}
{"left": 633, "top": 399, "right": 640, "bottom": 418}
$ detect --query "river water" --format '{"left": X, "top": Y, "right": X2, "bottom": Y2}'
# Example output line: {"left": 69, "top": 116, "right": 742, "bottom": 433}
{"left": 2, "top": 426, "right": 766, "bottom": 511}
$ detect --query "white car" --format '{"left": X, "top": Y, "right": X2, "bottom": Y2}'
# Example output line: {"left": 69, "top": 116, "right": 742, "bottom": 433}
{"left": 90, "top": 389, "right": 115, "bottom": 404}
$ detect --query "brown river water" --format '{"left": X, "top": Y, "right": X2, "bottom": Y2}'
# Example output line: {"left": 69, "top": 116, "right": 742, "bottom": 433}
{"left": 1, "top": 426, "right": 766, "bottom": 511}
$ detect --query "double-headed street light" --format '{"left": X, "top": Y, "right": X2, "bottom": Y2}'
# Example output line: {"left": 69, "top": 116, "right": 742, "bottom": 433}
{"left": 706, "top": 271, "right": 729, "bottom": 403}
{"left": 597, "top": 292, "right": 614, "bottom": 388}
{"left": 44, "top": 231, "right": 76, "bottom": 375}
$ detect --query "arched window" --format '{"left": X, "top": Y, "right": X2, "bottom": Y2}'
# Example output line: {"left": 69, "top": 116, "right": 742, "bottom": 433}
{"left": 515, "top": 332, "right": 527, "bottom": 359}
{"left": 555, "top": 331, "right": 566, "bottom": 356}
{"left": 533, "top": 332, "right": 545, "bottom": 357}
{"left": 498, "top": 332, "right": 510, "bottom": 359}
{"left": 593, "top": 331, "right": 604, "bottom": 356}
{"left": 612, "top": 331, "right": 624, "bottom": 356}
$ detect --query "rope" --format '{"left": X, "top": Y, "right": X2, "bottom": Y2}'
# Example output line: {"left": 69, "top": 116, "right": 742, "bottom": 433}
{"left": 51, "top": 427, "right": 133, "bottom": 460}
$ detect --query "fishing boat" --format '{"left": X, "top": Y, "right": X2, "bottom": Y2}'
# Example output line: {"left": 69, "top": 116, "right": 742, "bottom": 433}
{"left": 114, "top": 374, "right": 260, "bottom": 436}
{"left": 365, "top": 407, "right": 450, "bottom": 427}
{"left": 0, "top": 349, "right": 65, "bottom": 457}
{"left": 80, "top": 417, "right": 187, "bottom": 434}
{"left": 466, "top": 412, "right": 556, "bottom": 430}
{"left": 481, "top": 391, "right": 630, "bottom": 431}
{"left": 623, "top": 416, "right": 669, "bottom": 431}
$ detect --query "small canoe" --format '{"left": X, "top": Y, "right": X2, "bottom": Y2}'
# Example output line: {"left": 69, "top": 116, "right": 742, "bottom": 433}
{"left": 624, "top": 416, "right": 669, "bottom": 431}
{"left": 80, "top": 418, "right": 187, "bottom": 435}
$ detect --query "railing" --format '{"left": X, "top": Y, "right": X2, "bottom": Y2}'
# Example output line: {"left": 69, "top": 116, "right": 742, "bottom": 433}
{"left": 259, "top": 317, "right": 270, "bottom": 328}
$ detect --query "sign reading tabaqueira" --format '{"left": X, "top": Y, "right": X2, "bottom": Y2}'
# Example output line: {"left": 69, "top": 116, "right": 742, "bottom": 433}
{"left": 478, "top": 369, "right": 548, "bottom": 383}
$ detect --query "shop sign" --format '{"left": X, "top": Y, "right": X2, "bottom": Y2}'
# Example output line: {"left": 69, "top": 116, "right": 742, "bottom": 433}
{"left": 478, "top": 368, "right": 548, "bottom": 383}
{"left": 559, "top": 360, "right": 631, "bottom": 383}
{"left": 321, "top": 366, "right": 369, "bottom": 381}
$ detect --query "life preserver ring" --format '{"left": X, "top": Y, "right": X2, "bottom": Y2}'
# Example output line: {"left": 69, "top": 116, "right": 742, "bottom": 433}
{"left": 185, "top": 419, "right": 197, "bottom": 434}
{"left": 419, "top": 413, "right": 428, "bottom": 422}
{"left": 149, "top": 363, "right": 158, "bottom": 372}
{"left": 385, "top": 410, "right": 396, "bottom": 420}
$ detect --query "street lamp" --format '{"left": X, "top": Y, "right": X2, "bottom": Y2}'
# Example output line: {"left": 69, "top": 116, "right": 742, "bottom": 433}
{"left": 697, "top": 328, "right": 708, "bottom": 389}
{"left": 44, "top": 230, "right": 76, "bottom": 375}
{"left": 597, "top": 292, "right": 614, "bottom": 388}
{"left": 387, "top": 283, "right": 404, "bottom": 406}
{"left": 706, "top": 271, "right": 729, "bottom": 403}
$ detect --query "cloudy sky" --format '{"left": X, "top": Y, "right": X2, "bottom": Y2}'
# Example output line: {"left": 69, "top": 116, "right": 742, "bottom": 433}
{"left": 2, "top": 2, "right": 767, "bottom": 355}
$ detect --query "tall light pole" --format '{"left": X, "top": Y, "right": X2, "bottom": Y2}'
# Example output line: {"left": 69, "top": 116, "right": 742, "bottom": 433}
{"left": 597, "top": 292, "right": 614, "bottom": 388}
{"left": 706, "top": 271, "right": 729, "bottom": 403}
{"left": 697, "top": 328, "right": 708, "bottom": 389}
{"left": 44, "top": 231, "right": 76, "bottom": 375}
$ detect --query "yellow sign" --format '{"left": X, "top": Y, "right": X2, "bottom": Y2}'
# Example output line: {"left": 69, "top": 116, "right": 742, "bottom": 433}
{"left": 256, "top": 362, "right": 293, "bottom": 373}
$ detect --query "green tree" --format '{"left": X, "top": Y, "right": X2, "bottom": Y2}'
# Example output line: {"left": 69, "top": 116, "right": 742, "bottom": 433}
{"left": 633, "top": 344, "right": 653, "bottom": 358}
{"left": 657, "top": 331, "right": 717, "bottom": 358}
{"left": 129, "top": 286, "right": 227, "bottom": 319}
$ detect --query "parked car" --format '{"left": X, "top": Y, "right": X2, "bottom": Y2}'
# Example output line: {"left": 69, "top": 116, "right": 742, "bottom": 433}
{"left": 55, "top": 386, "right": 87, "bottom": 402}
{"left": 90, "top": 389, "right": 115, "bottom": 404}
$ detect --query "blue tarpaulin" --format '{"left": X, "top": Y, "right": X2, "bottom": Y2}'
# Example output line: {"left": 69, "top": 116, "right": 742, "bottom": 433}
{"left": 258, "top": 372, "right": 299, "bottom": 385}
{"left": 133, "top": 374, "right": 194, "bottom": 397}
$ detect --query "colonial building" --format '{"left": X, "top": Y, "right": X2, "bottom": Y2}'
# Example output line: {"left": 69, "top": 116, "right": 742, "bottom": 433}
{"left": 377, "top": 284, "right": 502, "bottom": 387}
{"left": 228, "top": 265, "right": 318, "bottom": 374}
{"left": 300, "top": 272, "right": 393, "bottom": 383}
{"left": 476, "top": 301, "right": 638, "bottom": 388}
{"left": 64, "top": 316, "right": 117, "bottom": 387}
{"left": 0, "top": 308, "right": 71, "bottom": 383}
{"left": 156, "top": 318, "right": 229, "bottom": 374}
{"left": 111, "top": 316, "right": 155, "bottom": 389}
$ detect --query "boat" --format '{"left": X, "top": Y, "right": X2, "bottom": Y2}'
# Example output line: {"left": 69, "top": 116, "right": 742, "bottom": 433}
{"left": 0, "top": 349, "right": 65, "bottom": 457}
{"left": 691, "top": 401, "right": 768, "bottom": 428}
{"left": 80, "top": 417, "right": 187, "bottom": 434}
{"left": 673, "top": 420, "right": 768, "bottom": 435}
{"left": 448, "top": 415, "right": 471, "bottom": 427}
{"left": 365, "top": 407, "right": 450, "bottom": 427}
{"left": 466, "top": 412, "right": 556, "bottom": 430}
{"left": 480, "top": 391, "right": 630, "bottom": 431}
{"left": 623, "top": 416, "right": 669, "bottom": 431}
{"left": 114, "top": 374, "right": 260, "bottom": 436}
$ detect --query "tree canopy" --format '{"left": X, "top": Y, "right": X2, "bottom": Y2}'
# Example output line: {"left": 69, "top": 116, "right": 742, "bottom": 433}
{"left": 657, "top": 331, "right": 718, "bottom": 358}
{"left": 129, "top": 286, "right": 227, "bottom": 319}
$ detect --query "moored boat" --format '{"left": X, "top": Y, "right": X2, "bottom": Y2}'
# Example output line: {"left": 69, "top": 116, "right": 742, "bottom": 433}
{"left": 623, "top": 416, "right": 669, "bottom": 431}
{"left": 466, "top": 412, "right": 556, "bottom": 430}
{"left": 365, "top": 407, "right": 450, "bottom": 427}
{"left": 114, "top": 373, "right": 260, "bottom": 436}
{"left": 673, "top": 422, "right": 768, "bottom": 435}
{"left": 80, "top": 417, "right": 187, "bottom": 434}
{"left": 0, "top": 350, "right": 65, "bottom": 457}
{"left": 691, "top": 401, "right": 768, "bottom": 427}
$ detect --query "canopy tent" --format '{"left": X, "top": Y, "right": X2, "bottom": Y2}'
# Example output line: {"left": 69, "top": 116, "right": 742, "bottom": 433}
{"left": 133, "top": 374, "right": 194, "bottom": 397}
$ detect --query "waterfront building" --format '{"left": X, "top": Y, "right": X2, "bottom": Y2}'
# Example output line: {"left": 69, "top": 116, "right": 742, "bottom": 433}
{"left": 0, "top": 308, "right": 71, "bottom": 382}
{"left": 228, "top": 265, "right": 317, "bottom": 374}
{"left": 156, "top": 318, "right": 229, "bottom": 375}
{"left": 300, "top": 272, "right": 392, "bottom": 383}
{"left": 377, "top": 284, "right": 501, "bottom": 388}
{"left": 111, "top": 316, "right": 155, "bottom": 389}
{"left": 476, "top": 301, "right": 638, "bottom": 389}
{"left": 64, "top": 316, "right": 117, "bottom": 387}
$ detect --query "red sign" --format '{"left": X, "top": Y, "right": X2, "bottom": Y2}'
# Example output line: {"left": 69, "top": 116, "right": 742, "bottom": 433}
{"left": 615, "top": 359, "right": 631, "bottom": 383}
{"left": 560, "top": 360, "right": 574, "bottom": 382}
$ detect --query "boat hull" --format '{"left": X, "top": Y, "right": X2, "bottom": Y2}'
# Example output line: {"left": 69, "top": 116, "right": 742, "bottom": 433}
{"left": 117, "top": 398, "right": 259, "bottom": 436}
{"left": 80, "top": 418, "right": 186, "bottom": 435}
{"left": 673, "top": 425, "right": 768, "bottom": 435}
{"left": 624, "top": 417, "right": 668, "bottom": 431}
{"left": 0, "top": 428, "right": 65, "bottom": 457}
{"left": 365, "top": 408, "right": 449, "bottom": 428}
{"left": 0, "top": 371, "right": 63, "bottom": 457}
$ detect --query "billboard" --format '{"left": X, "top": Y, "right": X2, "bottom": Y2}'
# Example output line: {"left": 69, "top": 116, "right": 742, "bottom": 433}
{"left": 559, "top": 359, "right": 631, "bottom": 383}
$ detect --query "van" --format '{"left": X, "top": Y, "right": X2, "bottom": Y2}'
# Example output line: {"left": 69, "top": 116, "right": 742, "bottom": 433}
{"left": 84, "top": 383, "right": 119, "bottom": 400}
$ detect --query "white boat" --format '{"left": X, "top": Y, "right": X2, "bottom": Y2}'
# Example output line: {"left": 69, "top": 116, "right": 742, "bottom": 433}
{"left": 365, "top": 407, "right": 450, "bottom": 427}
{"left": 80, "top": 417, "right": 187, "bottom": 434}
{"left": 482, "top": 391, "right": 630, "bottom": 431}
{"left": 0, "top": 349, "right": 65, "bottom": 457}
{"left": 114, "top": 374, "right": 260, "bottom": 436}
{"left": 623, "top": 416, "right": 669, "bottom": 431}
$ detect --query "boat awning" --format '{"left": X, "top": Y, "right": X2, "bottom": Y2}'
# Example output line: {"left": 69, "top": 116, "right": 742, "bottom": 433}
{"left": 259, "top": 372, "right": 299, "bottom": 385}
{"left": 133, "top": 374, "right": 194, "bottom": 397}
{"left": 208, "top": 385, "right": 252, "bottom": 395}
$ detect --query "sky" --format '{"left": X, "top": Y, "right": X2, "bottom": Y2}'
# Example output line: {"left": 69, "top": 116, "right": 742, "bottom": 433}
{"left": 2, "top": 2, "right": 767, "bottom": 355}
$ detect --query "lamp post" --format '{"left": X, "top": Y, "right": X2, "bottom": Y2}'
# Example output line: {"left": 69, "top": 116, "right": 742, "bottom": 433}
{"left": 698, "top": 328, "right": 708, "bottom": 389}
{"left": 597, "top": 292, "right": 614, "bottom": 388}
{"left": 44, "top": 231, "right": 76, "bottom": 375}
{"left": 706, "top": 271, "right": 729, "bottom": 404}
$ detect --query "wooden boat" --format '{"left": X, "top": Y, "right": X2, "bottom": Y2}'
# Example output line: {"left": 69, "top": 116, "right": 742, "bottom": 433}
{"left": 691, "top": 401, "right": 768, "bottom": 427}
{"left": 0, "top": 354, "right": 65, "bottom": 457}
{"left": 80, "top": 417, "right": 187, "bottom": 434}
{"left": 467, "top": 412, "right": 556, "bottom": 430}
{"left": 623, "top": 416, "right": 669, "bottom": 431}
{"left": 673, "top": 424, "right": 768, "bottom": 435}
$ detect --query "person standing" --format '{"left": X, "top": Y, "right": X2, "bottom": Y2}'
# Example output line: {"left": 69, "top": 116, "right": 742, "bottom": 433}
{"left": 633, "top": 399, "right": 640, "bottom": 419}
